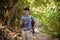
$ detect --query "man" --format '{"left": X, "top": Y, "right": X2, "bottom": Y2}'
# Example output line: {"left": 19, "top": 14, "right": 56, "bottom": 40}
{"left": 20, "top": 7, "right": 37, "bottom": 40}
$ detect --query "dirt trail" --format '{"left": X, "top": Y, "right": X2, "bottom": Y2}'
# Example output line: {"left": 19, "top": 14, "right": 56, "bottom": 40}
{"left": 33, "top": 32, "right": 52, "bottom": 40}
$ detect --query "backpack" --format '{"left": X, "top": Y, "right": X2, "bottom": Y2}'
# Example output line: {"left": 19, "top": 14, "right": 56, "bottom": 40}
{"left": 29, "top": 15, "right": 35, "bottom": 33}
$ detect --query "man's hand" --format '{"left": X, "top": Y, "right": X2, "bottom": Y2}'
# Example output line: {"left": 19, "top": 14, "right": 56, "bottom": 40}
{"left": 30, "top": 29, "right": 33, "bottom": 32}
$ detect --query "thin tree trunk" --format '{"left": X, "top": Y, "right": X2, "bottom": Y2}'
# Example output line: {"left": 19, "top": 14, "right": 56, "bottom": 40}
{"left": 7, "top": 6, "right": 16, "bottom": 26}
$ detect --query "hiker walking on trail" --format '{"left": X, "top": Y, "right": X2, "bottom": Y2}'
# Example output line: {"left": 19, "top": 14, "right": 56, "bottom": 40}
{"left": 20, "top": 7, "right": 37, "bottom": 40}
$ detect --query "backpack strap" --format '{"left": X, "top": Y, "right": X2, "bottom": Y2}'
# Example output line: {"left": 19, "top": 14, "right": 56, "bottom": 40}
{"left": 29, "top": 15, "right": 33, "bottom": 22}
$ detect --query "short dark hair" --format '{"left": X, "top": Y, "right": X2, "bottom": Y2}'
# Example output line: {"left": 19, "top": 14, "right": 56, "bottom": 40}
{"left": 24, "top": 7, "right": 30, "bottom": 11}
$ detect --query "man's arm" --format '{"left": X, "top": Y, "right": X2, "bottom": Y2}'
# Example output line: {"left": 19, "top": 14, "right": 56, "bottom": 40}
{"left": 34, "top": 21, "right": 38, "bottom": 28}
{"left": 19, "top": 18, "right": 24, "bottom": 28}
{"left": 20, "top": 20, "right": 23, "bottom": 26}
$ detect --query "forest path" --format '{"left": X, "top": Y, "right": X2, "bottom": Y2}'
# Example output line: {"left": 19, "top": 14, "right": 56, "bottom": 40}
{"left": 33, "top": 32, "right": 52, "bottom": 40}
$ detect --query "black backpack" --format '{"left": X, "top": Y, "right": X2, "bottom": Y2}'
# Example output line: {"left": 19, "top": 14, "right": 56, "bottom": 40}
{"left": 30, "top": 16, "right": 35, "bottom": 33}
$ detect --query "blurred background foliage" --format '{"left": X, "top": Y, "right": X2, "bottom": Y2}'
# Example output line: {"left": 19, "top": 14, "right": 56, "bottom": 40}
{"left": 0, "top": 0, "right": 60, "bottom": 38}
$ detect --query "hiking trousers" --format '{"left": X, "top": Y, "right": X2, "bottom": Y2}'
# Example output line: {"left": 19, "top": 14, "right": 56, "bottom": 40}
{"left": 22, "top": 30, "right": 33, "bottom": 40}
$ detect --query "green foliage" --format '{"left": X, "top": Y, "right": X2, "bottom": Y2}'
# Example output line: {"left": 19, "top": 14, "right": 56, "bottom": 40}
{"left": 29, "top": 0, "right": 60, "bottom": 37}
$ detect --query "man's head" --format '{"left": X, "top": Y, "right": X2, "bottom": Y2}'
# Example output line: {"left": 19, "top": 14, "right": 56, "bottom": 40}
{"left": 23, "top": 7, "right": 30, "bottom": 15}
